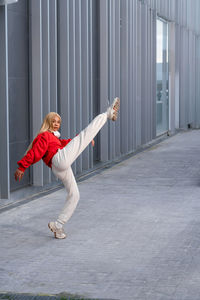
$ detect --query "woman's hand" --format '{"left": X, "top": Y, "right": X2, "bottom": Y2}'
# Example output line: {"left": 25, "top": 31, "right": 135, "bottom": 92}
{"left": 91, "top": 139, "right": 95, "bottom": 147}
{"left": 15, "top": 169, "right": 24, "bottom": 182}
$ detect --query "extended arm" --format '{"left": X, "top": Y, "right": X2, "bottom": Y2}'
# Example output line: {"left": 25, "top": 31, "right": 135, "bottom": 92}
{"left": 15, "top": 133, "right": 49, "bottom": 181}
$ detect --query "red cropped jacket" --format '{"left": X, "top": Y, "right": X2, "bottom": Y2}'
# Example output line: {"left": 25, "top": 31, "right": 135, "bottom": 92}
{"left": 17, "top": 131, "right": 72, "bottom": 172}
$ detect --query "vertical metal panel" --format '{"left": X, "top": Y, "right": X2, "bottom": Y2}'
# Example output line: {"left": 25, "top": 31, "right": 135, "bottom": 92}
{"left": 179, "top": 0, "right": 182, "bottom": 22}
{"left": 81, "top": 0, "right": 90, "bottom": 169}
{"left": 168, "top": 22, "right": 176, "bottom": 132}
{"left": 57, "top": 0, "right": 70, "bottom": 142}
{"left": 120, "top": 0, "right": 129, "bottom": 154}
{"left": 49, "top": 0, "right": 58, "bottom": 113}
{"left": 88, "top": 0, "right": 94, "bottom": 169}
{"left": 91, "top": 0, "right": 99, "bottom": 163}
{"left": 99, "top": 0, "right": 109, "bottom": 161}
{"left": 187, "top": 0, "right": 191, "bottom": 29}
{"left": 75, "top": 0, "right": 82, "bottom": 174}
{"left": 30, "top": 0, "right": 44, "bottom": 186}
{"left": 182, "top": 0, "right": 187, "bottom": 26}
{"left": 184, "top": 29, "right": 189, "bottom": 127}
{"left": 195, "top": 0, "right": 200, "bottom": 34}
{"left": 175, "top": 24, "right": 180, "bottom": 129}
{"left": 147, "top": 6, "right": 152, "bottom": 140}
{"left": 108, "top": 0, "right": 121, "bottom": 160}
{"left": 132, "top": 0, "right": 137, "bottom": 149}
{"left": 193, "top": 34, "right": 196, "bottom": 123}
{"left": 151, "top": 8, "right": 157, "bottom": 138}
{"left": 128, "top": 0, "right": 133, "bottom": 151}
{"left": 108, "top": 0, "right": 115, "bottom": 160}
{"left": 69, "top": 0, "right": 76, "bottom": 137}
{"left": 169, "top": 0, "right": 175, "bottom": 21}
{"left": 188, "top": 32, "right": 195, "bottom": 125}
{"left": 136, "top": 0, "right": 142, "bottom": 147}
{"left": 68, "top": 0, "right": 76, "bottom": 173}
{"left": 179, "top": 26, "right": 185, "bottom": 128}
{"left": 49, "top": 0, "right": 58, "bottom": 182}
{"left": 152, "top": 5, "right": 157, "bottom": 137}
{"left": 141, "top": 2, "right": 148, "bottom": 144}
{"left": 179, "top": 28, "right": 190, "bottom": 128}
{"left": 191, "top": 0, "right": 195, "bottom": 31}
{"left": 8, "top": 1, "right": 30, "bottom": 191}
{"left": 195, "top": 36, "right": 200, "bottom": 128}
{"left": 174, "top": 0, "right": 178, "bottom": 23}
{"left": 179, "top": 0, "right": 182, "bottom": 25}
{"left": 42, "top": 0, "right": 51, "bottom": 184}
{"left": 156, "top": 0, "right": 160, "bottom": 14}
{"left": 114, "top": 0, "right": 121, "bottom": 157}
{"left": 148, "top": 5, "right": 152, "bottom": 139}
{"left": 165, "top": 0, "right": 169, "bottom": 19}
{"left": 42, "top": 0, "right": 50, "bottom": 115}
{"left": 160, "top": 0, "right": 165, "bottom": 17}
{"left": 0, "top": 5, "right": 10, "bottom": 199}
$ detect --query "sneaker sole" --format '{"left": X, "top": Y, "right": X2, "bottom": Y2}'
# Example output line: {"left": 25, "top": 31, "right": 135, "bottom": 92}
{"left": 112, "top": 97, "right": 120, "bottom": 121}
{"left": 48, "top": 223, "right": 57, "bottom": 238}
{"left": 48, "top": 223, "right": 67, "bottom": 239}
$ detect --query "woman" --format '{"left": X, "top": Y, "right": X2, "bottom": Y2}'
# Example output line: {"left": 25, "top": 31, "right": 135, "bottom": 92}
{"left": 15, "top": 97, "right": 120, "bottom": 239}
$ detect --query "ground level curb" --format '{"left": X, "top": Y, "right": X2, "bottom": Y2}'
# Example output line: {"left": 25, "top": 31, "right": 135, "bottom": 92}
{"left": 0, "top": 292, "right": 116, "bottom": 300}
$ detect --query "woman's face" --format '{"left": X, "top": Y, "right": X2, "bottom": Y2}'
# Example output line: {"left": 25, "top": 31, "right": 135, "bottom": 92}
{"left": 50, "top": 116, "right": 61, "bottom": 131}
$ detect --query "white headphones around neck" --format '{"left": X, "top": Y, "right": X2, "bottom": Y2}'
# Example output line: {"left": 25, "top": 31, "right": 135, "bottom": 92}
{"left": 53, "top": 131, "right": 61, "bottom": 138}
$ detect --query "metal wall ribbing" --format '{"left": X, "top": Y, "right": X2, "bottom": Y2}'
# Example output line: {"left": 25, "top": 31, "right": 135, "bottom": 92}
{"left": 28, "top": 0, "right": 200, "bottom": 185}
{"left": 195, "top": 36, "right": 200, "bottom": 128}
{"left": 1, "top": 0, "right": 200, "bottom": 200}
{"left": 29, "top": 0, "right": 99, "bottom": 191}
{"left": 57, "top": 0, "right": 97, "bottom": 174}
{"left": 0, "top": 5, "right": 9, "bottom": 199}
{"left": 118, "top": 0, "right": 157, "bottom": 152}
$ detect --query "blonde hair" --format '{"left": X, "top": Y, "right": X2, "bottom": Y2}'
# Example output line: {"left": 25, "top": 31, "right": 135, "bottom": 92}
{"left": 25, "top": 112, "right": 61, "bottom": 154}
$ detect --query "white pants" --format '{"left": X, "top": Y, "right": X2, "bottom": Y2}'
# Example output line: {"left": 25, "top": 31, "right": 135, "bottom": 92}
{"left": 52, "top": 112, "right": 108, "bottom": 224}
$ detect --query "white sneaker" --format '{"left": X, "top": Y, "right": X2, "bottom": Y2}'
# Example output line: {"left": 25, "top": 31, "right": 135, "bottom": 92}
{"left": 107, "top": 97, "right": 120, "bottom": 121}
{"left": 48, "top": 222, "right": 67, "bottom": 239}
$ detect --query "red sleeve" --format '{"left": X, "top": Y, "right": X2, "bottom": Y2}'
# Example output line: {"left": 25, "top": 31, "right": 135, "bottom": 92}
{"left": 60, "top": 138, "right": 72, "bottom": 147}
{"left": 17, "top": 133, "right": 49, "bottom": 172}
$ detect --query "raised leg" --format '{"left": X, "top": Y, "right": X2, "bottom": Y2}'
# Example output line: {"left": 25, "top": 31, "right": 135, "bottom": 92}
{"left": 52, "top": 112, "right": 108, "bottom": 171}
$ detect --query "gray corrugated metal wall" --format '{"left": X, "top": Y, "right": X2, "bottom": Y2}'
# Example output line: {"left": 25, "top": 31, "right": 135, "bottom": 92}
{"left": 8, "top": 0, "right": 29, "bottom": 191}
{"left": 57, "top": 0, "right": 97, "bottom": 175}
{"left": 1, "top": 0, "right": 200, "bottom": 200}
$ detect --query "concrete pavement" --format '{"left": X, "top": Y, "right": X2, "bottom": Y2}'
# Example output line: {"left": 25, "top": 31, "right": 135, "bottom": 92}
{"left": 1, "top": 130, "right": 200, "bottom": 300}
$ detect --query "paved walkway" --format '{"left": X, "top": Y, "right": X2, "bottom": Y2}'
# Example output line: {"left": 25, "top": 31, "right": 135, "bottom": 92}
{"left": 1, "top": 130, "right": 200, "bottom": 300}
